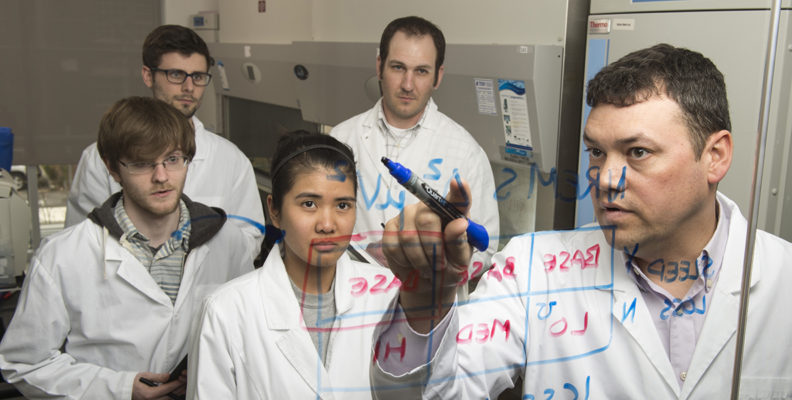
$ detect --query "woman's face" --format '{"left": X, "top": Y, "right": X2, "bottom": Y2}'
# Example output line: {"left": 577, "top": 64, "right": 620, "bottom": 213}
{"left": 269, "top": 167, "right": 357, "bottom": 274}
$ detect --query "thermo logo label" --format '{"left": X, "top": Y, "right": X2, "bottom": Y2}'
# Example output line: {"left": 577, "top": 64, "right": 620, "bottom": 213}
{"left": 589, "top": 19, "right": 611, "bottom": 34}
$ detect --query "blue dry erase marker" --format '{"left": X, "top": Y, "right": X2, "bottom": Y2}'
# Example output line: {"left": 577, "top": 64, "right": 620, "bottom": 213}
{"left": 381, "top": 157, "right": 489, "bottom": 252}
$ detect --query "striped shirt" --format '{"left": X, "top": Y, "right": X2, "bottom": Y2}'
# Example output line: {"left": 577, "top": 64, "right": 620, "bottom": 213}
{"left": 114, "top": 198, "right": 191, "bottom": 304}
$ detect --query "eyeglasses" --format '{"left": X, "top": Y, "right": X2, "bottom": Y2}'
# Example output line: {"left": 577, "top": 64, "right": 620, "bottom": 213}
{"left": 119, "top": 156, "right": 190, "bottom": 175}
{"left": 149, "top": 67, "right": 212, "bottom": 86}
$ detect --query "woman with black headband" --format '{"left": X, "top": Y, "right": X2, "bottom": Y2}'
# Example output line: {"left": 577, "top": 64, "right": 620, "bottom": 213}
{"left": 187, "top": 131, "right": 399, "bottom": 398}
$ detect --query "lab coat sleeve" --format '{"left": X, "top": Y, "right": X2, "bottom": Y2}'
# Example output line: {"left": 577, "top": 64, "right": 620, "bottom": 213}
{"left": 65, "top": 144, "right": 114, "bottom": 227}
{"left": 187, "top": 295, "right": 238, "bottom": 399}
{"left": 371, "top": 304, "right": 459, "bottom": 399}
{"left": 227, "top": 155, "right": 265, "bottom": 258}
{"left": 372, "top": 244, "right": 528, "bottom": 399}
{"left": 0, "top": 256, "right": 137, "bottom": 399}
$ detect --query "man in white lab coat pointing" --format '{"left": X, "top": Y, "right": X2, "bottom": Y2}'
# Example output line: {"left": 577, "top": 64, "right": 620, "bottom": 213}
{"left": 371, "top": 44, "right": 792, "bottom": 399}
{"left": 65, "top": 25, "right": 263, "bottom": 258}
{"left": 0, "top": 97, "right": 253, "bottom": 399}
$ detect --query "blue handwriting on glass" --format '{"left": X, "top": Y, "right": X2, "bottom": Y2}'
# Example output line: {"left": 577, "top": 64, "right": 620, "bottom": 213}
{"left": 360, "top": 158, "right": 449, "bottom": 211}
{"left": 660, "top": 295, "right": 707, "bottom": 320}
{"left": 495, "top": 165, "right": 626, "bottom": 203}
{"left": 646, "top": 255, "right": 713, "bottom": 283}
{"left": 523, "top": 376, "right": 590, "bottom": 400}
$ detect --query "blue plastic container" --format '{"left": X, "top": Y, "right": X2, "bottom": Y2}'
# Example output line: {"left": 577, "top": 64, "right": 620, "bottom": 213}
{"left": 0, "top": 127, "right": 12, "bottom": 171}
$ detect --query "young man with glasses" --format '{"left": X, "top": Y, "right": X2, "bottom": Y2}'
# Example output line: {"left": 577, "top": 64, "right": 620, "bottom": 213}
{"left": 66, "top": 24, "right": 264, "bottom": 258}
{"left": 0, "top": 97, "right": 254, "bottom": 399}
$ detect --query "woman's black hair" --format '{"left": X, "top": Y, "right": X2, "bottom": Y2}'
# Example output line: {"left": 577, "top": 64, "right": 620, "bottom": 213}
{"left": 269, "top": 130, "right": 357, "bottom": 211}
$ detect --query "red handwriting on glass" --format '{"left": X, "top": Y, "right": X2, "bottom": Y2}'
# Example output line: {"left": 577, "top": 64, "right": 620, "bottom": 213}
{"left": 349, "top": 271, "right": 420, "bottom": 297}
{"left": 537, "top": 302, "right": 589, "bottom": 337}
{"left": 457, "top": 257, "right": 516, "bottom": 286}
{"left": 372, "top": 337, "right": 406, "bottom": 363}
{"left": 456, "top": 319, "right": 511, "bottom": 344}
{"left": 543, "top": 244, "right": 600, "bottom": 272}
{"left": 486, "top": 257, "right": 516, "bottom": 282}
{"left": 549, "top": 312, "right": 588, "bottom": 337}
{"left": 457, "top": 261, "right": 484, "bottom": 287}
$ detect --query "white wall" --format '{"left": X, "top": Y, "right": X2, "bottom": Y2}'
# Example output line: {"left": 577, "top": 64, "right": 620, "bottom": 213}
{"left": 211, "top": 0, "right": 568, "bottom": 45}
{"left": 162, "top": 0, "right": 218, "bottom": 26}
{"left": 312, "top": 0, "right": 568, "bottom": 45}
{"left": 219, "top": 0, "right": 314, "bottom": 43}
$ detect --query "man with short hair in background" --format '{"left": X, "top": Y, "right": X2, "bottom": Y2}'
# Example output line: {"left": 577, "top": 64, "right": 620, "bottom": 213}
{"left": 66, "top": 24, "right": 263, "bottom": 257}
{"left": 0, "top": 97, "right": 254, "bottom": 399}
{"left": 330, "top": 16, "right": 499, "bottom": 270}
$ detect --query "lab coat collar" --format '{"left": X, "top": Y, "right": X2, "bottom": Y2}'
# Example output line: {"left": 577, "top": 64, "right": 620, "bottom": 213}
{"left": 259, "top": 246, "right": 356, "bottom": 331}
{"left": 99, "top": 221, "right": 213, "bottom": 310}
{"left": 90, "top": 191, "right": 227, "bottom": 307}
{"left": 102, "top": 229, "right": 174, "bottom": 308}
{"left": 274, "top": 330, "right": 334, "bottom": 399}
{"left": 258, "top": 245, "right": 338, "bottom": 398}
{"left": 608, "top": 247, "right": 681, "bottom": 395}
{"left": 258, "top": 246, "right": 304, "bottom": 330}
{"left": 333, "top": 252, "right": 355, "bottom": 315}
{"left": 680, "top": 192, "right": 755, "bottom": 398}
{"left": 713, "top": 192, "right": 757, "bottom": 294}
{"left": 191, "top": 116, "right": 209, "bottom": 161}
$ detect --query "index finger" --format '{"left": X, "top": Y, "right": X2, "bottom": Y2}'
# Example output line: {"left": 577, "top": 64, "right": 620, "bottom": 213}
{"left": 443, "top": 178, "right": 474, "bottom": 267}
{"left": 448, "top": 174, "right": 472, "bottom": 218}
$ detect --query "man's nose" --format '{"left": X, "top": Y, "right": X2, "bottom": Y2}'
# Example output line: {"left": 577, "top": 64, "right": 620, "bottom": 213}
{"left": 152, "top": 162, "right": 169, "bottom": 183}
{"left": 181, "top": 76, "right": 195, "bottom": 92}
{"left": 598, "top": 158, "right": 628, "bottom": 198}
{"left": 400, "top": 71, "right": 414, "bottom": 92}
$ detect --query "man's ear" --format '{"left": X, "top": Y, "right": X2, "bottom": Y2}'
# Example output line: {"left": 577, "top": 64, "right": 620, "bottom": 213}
{"left": 104, "top": 160, "right": 122, "bottom": 184}
{"left": 266, "top": 194, "right": 280, "bottom": 228}
{"left": 704, "top": 130, "right": 733, "bottom": 185}
{"left": 376, "top": 55, "right": 383, "bottom": 81}
{"left": 433, "top": 65, "right": 445, "bottom": 89}
{"left": 142, "top": 65, "right": 154, "bottom": 89}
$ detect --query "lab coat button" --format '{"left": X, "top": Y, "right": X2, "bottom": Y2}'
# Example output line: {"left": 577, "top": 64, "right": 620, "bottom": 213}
{"left": 676, "top": 308, "right": 683, "bottom": 316}
{"left": 706, "top": 279, "right": 713, "bottom": 289}
{"left": 680, "top": 371, "right": 687, "bottom": 381}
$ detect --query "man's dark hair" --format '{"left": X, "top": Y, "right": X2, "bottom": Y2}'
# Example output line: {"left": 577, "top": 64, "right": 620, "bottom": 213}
{"left": 379, "top": 16, "right": 445, "bottom": 85}
{"left": 587, "top": 43, "right": 731, "bottom": 157}
{"left": 142, "top": 25, "right": 215, "bottom": 70}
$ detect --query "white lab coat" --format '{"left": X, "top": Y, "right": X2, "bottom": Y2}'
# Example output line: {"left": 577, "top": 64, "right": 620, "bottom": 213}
{"left": 330, "top": 99, "right": 499, "bottom": 260}
{"left": 65, "top": 117, "right": 264, "bottom": 255}
{"left": 0, "top": 207, "right": 254, "bottom": 399}
{"left": 372, "top": 193, "right": 792, "bottom": 399}
{"left": 188, "top": 245, "right": 398, "bottom": 399}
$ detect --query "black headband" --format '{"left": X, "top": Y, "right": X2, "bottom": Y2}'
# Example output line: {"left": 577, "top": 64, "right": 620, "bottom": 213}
{"left": 270, "top": 144, "right": 355, "bottom": 181}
